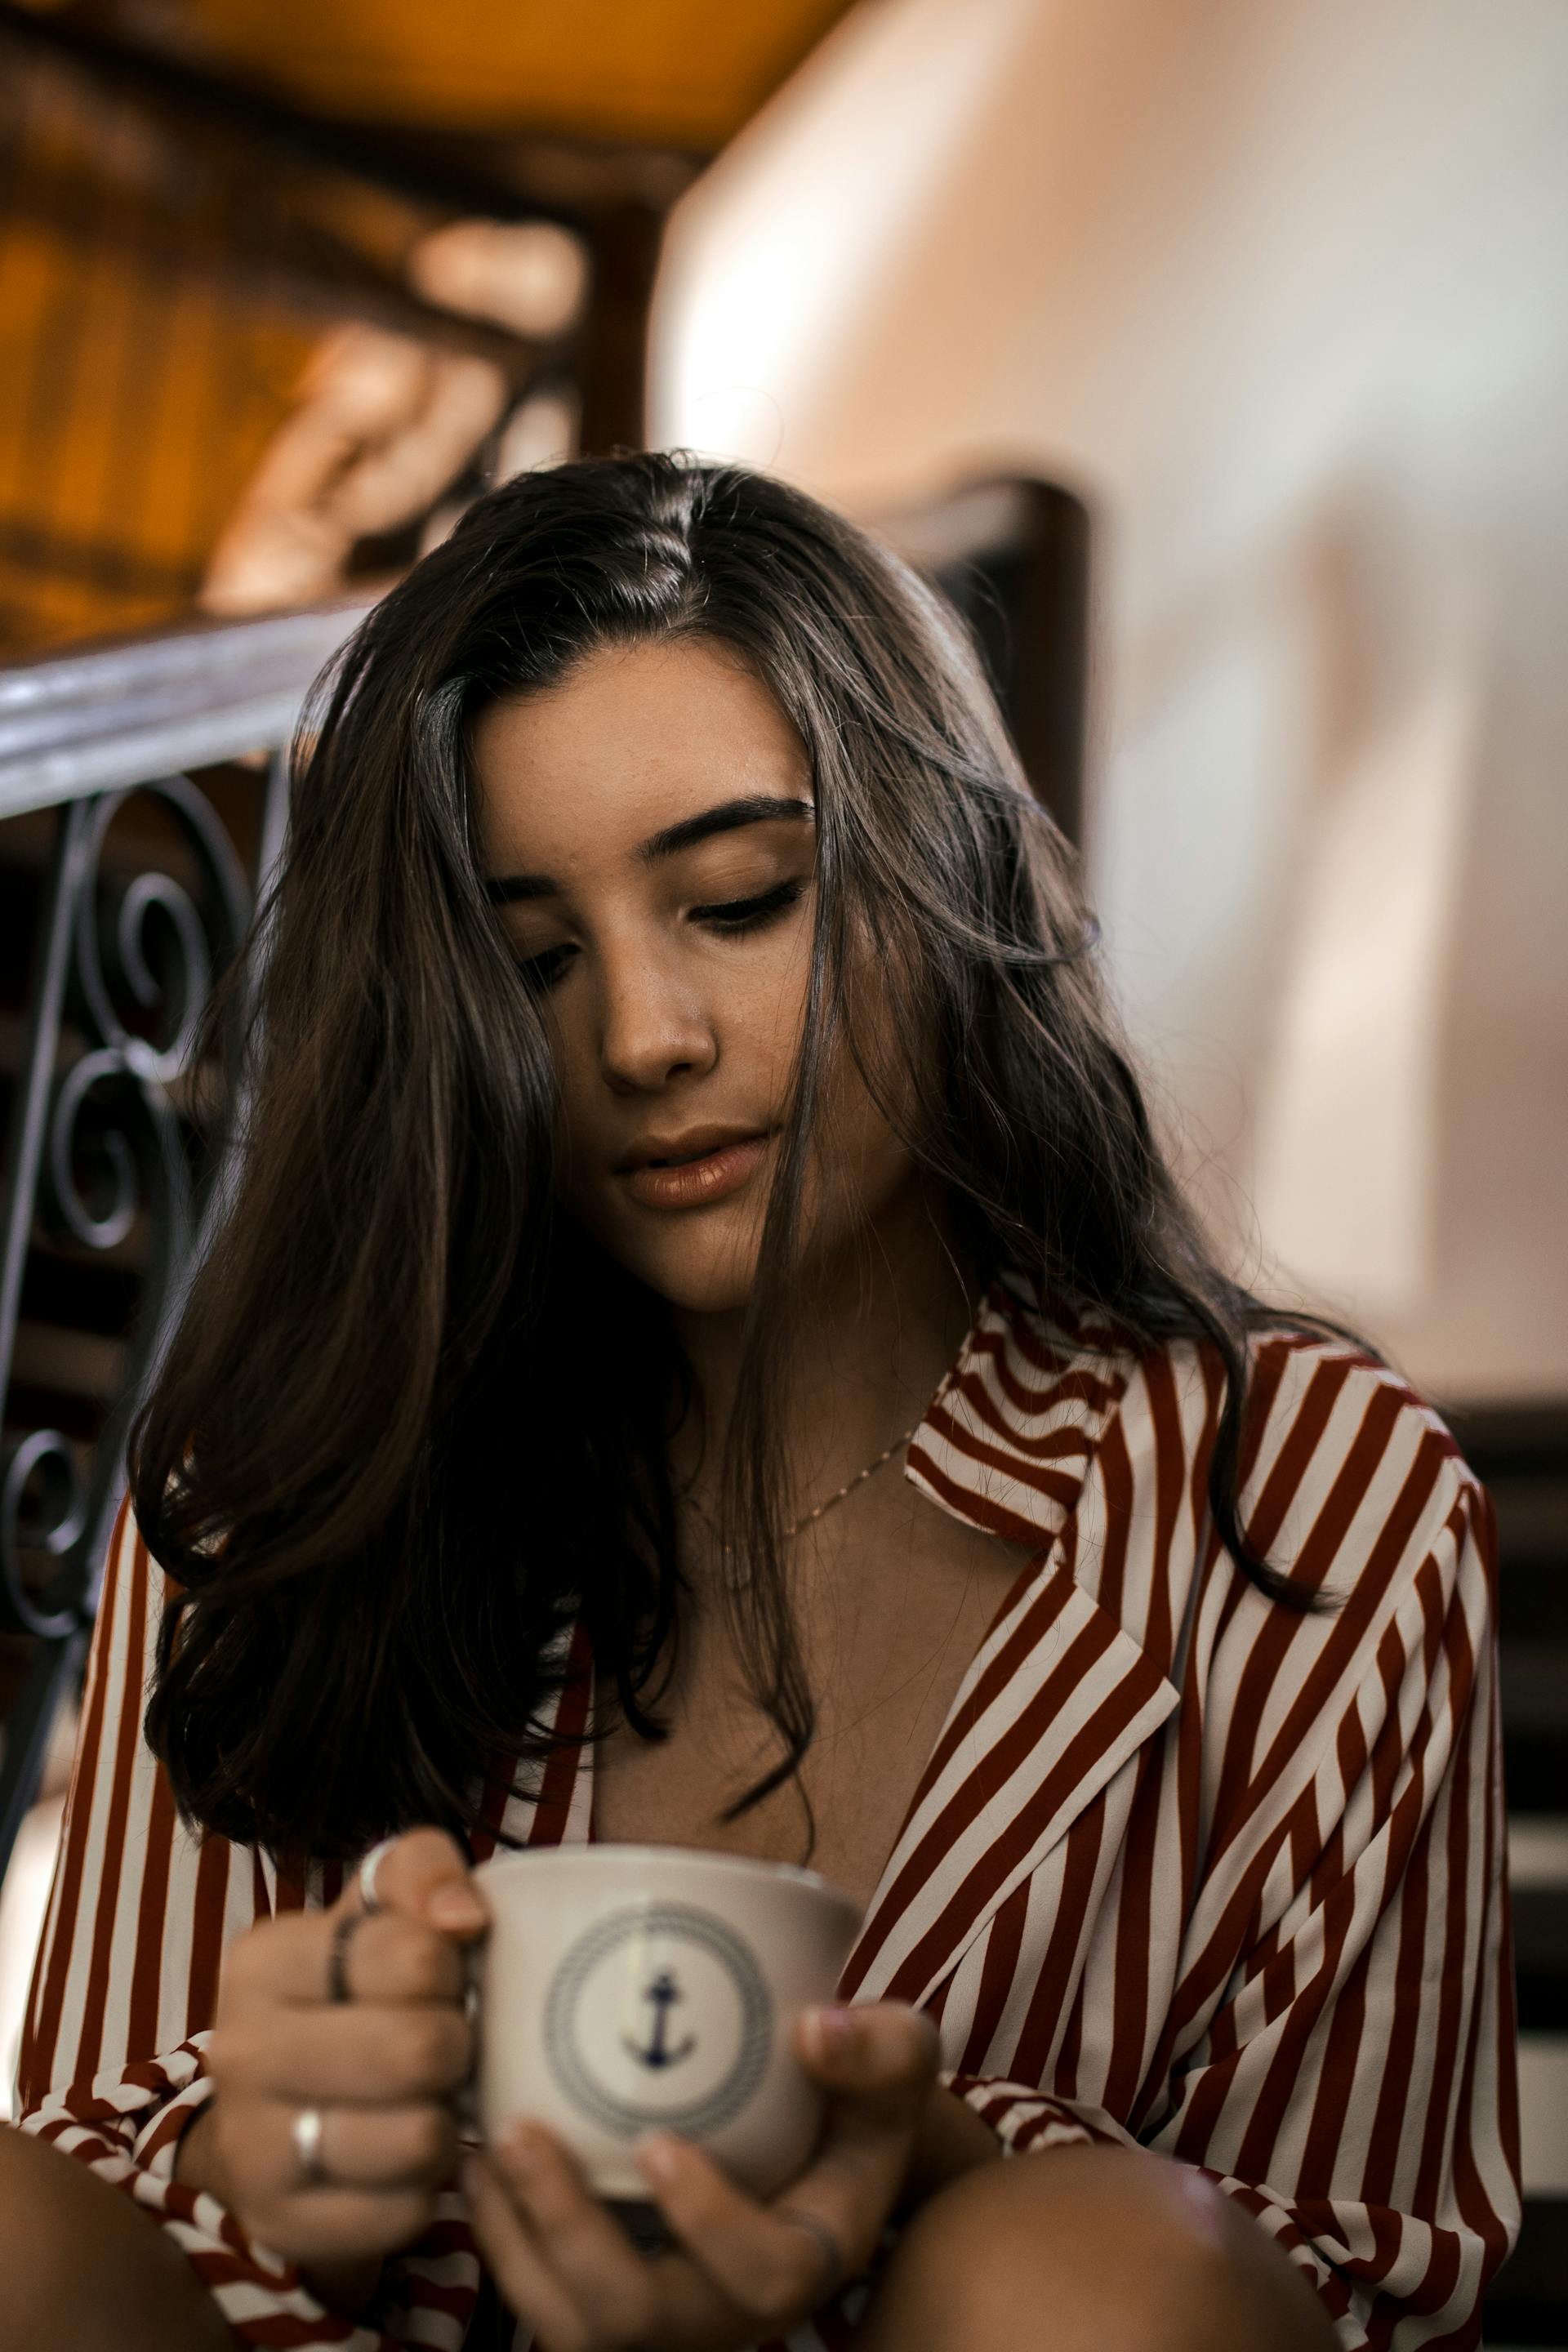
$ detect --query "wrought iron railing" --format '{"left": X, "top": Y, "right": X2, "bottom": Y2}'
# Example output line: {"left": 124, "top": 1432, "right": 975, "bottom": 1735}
{"left": 0, "top": 601, "right": 367, "bottom": 1876}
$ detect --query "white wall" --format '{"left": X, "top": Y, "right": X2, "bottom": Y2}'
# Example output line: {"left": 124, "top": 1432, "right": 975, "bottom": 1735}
{"left": 650, "top": 0, "right": 1568, "bottom": 1403}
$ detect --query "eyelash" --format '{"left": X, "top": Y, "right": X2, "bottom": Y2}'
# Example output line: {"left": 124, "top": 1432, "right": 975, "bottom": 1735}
{"left": 517, "top": 879, "right": 805, "bottom": 991}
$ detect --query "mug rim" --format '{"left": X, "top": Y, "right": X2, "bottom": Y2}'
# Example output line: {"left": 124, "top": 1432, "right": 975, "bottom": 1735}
{"left": 474, "top": 1840, "right": 862, "bottom": 1922}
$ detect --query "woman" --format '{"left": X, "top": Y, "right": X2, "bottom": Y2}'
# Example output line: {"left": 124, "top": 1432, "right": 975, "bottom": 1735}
{"left": 8, "top": 454, "right": 1517, "bottom": 2350}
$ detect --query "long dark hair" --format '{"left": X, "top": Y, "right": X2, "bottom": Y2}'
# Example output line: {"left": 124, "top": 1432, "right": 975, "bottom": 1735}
{"left": 135, "top": 451, "right": 1323, "bottom": 1864}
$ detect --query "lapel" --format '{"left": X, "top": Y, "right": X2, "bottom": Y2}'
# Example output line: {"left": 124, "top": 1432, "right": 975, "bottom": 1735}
{"left": 838, "top": 1274, "right": 1179, "bottom": 2011}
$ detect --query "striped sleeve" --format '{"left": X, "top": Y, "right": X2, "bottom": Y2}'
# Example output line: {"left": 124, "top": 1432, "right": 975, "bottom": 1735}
{"left": 15, "top": 1495, "right": 480, "bottom": 2350}
{"left": 945, "top": 1358, "right": 1518, "bottom": 2350}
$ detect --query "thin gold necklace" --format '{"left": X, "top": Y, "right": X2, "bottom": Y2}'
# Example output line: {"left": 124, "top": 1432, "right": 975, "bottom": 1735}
{"left": 684, "top": 1419, "right": 922, "bottom": 1561}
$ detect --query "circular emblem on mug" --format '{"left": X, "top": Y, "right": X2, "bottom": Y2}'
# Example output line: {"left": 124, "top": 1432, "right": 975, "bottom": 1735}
{"left": 543, "top": 1903, "right": 773, "bottom": 2140}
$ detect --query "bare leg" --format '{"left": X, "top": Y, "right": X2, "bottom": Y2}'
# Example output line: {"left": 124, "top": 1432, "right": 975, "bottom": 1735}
{"left": 857, "top": 2144, "right": 1337, "bottom": 2352}
{"left": 0, "top": 2125, "right": 233, "bottom": 2352}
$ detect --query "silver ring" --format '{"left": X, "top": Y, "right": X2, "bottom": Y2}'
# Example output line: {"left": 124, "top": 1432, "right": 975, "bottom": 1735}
{"left": 358, "top": 1836, "right": 399, "bottom": 1913}
{"left": 327, "top": 1906, "right": 372, "bottom": 2004}
{"left": 774, "top": 2204, "right": 846, "bottom": 2305}
{"left": 292, "top": 2105, "right": 327, "bottom": 2188}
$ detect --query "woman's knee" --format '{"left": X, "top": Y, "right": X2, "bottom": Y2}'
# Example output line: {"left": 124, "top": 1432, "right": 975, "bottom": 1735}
{"left": 858, "top": 2144, "right": 1334, "bottom": 2352}
{"left": 0, "top": 2124, "right": 231, "bottom": 2352}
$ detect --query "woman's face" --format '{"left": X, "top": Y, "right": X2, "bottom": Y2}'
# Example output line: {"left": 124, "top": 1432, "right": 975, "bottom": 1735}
{"left": 471, "top": 635, "right": 919, "bottom": 1314}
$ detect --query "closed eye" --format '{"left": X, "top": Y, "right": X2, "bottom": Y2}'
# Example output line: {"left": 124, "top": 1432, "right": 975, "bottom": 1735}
{"left": 513, "top": 879, "right": 807, "bottom": 993}
{"left": 690, "top": 879, "right": 806, "bottom": 932}
{"left": 515, "top": 941, "right": 577, "bottom": 991}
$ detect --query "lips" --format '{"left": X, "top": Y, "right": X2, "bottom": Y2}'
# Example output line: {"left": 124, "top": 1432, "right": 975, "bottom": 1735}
{"left": 615, "top": 1124, "right": 772, "bottom": 1174}
{"left": 616, "top": 1131, "right": 774, "bottom": 1211}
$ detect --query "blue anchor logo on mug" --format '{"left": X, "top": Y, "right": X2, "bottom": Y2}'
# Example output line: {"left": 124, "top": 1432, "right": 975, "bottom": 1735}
{"left": 624, "top": 1967, "right": 697, "bottom": 2070}
{"left": 545, "top": 1903, "right": 773, "bottom": 2138}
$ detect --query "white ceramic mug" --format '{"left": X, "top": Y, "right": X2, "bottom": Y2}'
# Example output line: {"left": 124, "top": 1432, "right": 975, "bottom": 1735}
{"left": 472, "top": 1845, "right": 862, "bottom": 2200}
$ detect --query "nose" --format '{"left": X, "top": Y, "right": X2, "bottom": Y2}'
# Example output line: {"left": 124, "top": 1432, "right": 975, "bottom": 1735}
{"left": 596, "top": 944, "right": 717, "bottom": 1096}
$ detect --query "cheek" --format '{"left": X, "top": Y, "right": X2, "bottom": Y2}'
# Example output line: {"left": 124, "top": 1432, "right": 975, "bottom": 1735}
{"left": 817, "top": 1068, "right": 915, "bottom": 1217}
{"left": 737, "top": 946, "right": 813, "bottom": 1094}
{"left": 810, "top": 947, "right": 922, "bottom": 1207}
{"left": 529, "top": 1002, "right": 592, "bottom": 1198}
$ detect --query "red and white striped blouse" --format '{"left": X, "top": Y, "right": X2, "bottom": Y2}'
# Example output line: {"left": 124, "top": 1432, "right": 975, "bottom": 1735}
{"left": 17, "top": 1272, "right": 1520, "bottom": 2349}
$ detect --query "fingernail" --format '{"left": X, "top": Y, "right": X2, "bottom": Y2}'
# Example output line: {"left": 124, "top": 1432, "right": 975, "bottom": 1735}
{"left": 428, "top": 1884, "right": 486, "bottom": 1931}
{"left": 637, "top": 2132, "right": 679, "bottom": 2187}
{"left": 808, "top": 2005, "right": 855, "bottom": 2060}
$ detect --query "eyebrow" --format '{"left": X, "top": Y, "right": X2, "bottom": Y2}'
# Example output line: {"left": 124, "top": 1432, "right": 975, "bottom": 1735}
{"left": 484, "top": 795, "right": 814, "bottom": 905}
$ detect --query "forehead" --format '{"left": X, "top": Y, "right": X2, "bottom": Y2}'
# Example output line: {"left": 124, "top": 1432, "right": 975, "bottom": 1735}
{"left": 470, "top": 636, "right": 808, "bottom": 868}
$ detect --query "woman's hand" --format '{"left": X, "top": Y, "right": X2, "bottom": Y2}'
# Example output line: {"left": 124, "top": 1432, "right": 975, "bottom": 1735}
{"left": 182, "top": 1829, "right": 486, "bottom": 2299}
{"left": 465, "top": 1999, "right": 951, "bottom": 2352}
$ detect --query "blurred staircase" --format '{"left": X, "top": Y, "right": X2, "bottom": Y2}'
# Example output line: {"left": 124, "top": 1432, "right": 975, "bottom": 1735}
{"left": 1450, "top": 1401, "right": 1568, "bottom": 2349}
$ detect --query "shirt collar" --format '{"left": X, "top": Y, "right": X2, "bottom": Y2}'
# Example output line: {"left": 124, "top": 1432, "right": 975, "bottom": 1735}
{"left": 904, "top": 1266, "right": 1132, "bottom": 1561}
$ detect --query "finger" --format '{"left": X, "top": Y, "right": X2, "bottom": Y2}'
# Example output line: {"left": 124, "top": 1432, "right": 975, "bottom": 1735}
{"left": 332, "top": 1912, "right": 468, "bottom": 2004}
{"left": 225, "top": 1909, "right": 467, "bottom": 2007}
{"left": 635, "top": 2132, "right": 840, "bottom": 2329}
{"left": 343, "top": 1829, "right": 488, "bottom": 1939}
{"left": 235, "top": 2184, "right": 439, "bottom": 2267}
{"left": 787, "top": 2005, "right": 940, "bottom": 2224}
{"left": 795, "top": 2002, "right": 940, "bottom": 2140}
{"left": 486, "top": 2123, "right": 658, "bottom": 2345}
{"left": 212, "top": 2000, "right": 471, "bottom": 2105}
{"left": 252, "top": 2100, "right": 459, "bottom": 2194}
{"left": 464, "top": 2153, "right": 602, "bottom": 2352}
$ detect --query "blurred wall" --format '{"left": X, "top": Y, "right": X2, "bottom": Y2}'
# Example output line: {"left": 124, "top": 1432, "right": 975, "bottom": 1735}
{"left": 649, "top": 0, "right": 1568, "bottom": 1404}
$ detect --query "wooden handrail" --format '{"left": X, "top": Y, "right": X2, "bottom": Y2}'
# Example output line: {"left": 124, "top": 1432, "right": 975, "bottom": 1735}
{"left": 0, "top": 599, "right": 375, "bottom": 822}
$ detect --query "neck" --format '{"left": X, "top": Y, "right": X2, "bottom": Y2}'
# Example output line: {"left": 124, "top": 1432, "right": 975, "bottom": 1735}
{"left": 668, "top": 1181, "right": 980, "bottom": 1517}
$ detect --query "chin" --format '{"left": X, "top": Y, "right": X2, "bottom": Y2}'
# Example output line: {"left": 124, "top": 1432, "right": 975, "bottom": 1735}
{"left": 596, "top": 1209, "right": 766, "bottom": 1317}
{"left": 643, "top": 1261, "right": 758, "bottom": 1316}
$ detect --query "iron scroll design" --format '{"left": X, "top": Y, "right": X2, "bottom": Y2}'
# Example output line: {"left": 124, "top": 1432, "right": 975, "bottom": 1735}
{"left": 0, "top": 773, "right": 253, "bottom": 1875}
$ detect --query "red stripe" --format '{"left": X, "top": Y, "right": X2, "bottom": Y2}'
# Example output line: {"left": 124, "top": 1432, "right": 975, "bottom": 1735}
{"left": 1013, "top": 1802, "right": 1104, "bottom": 2083}
{"left": 73, "top": 1524, "right": 154, "bottom": 2084}
{"left": 1092, "top": 1406, "right": 1134, "bottom": 1628}
{"left": 186, "top": 1829, "right": 231, "bottom": 2033}
{"left": 1139, "top": 1345, "right": 1187, "bottom": 1664}
{"left": 20, "top": 1494, "right": 133, "bottom": 2104}
{"left": 127, "top": 1744, "right": 179, "bottom": 2061}
{"left": 956, "top": 1875, "right": 1028, "bottom": 2074}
